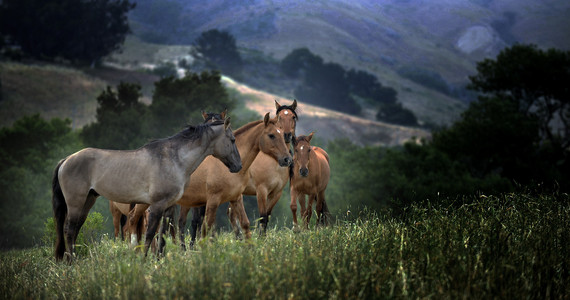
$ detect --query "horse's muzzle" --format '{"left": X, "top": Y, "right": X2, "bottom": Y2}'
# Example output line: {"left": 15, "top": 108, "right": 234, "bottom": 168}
{"left": 227, "top": 162, "right": 242, "bottom": 173}
{"left": 299, "top": 167, "right": 309, "bottom": 177}
{"left": 279, "top": 156, "right": 292, "bottom": 167}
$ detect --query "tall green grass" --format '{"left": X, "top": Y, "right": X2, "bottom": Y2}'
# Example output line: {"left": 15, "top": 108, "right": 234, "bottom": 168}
{"left": 1, "top": 192, "right": 568, "bottom": 299}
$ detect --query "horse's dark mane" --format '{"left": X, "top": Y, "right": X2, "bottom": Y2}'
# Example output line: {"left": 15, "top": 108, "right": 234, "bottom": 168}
{"left": 234, "top": 118, "right": 276, "bottom": 137}
{"left": 276, "top": 104, "right": 298, "bottom": 120}
{"left": 143, "top": 120, "right": 225, "bottom": 151}
{"left": 293, "top": 135, "right": 311, "bottom": 145}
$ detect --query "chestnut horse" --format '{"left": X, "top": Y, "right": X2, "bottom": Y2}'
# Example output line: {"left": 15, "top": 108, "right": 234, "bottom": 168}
{"left": 52, "top": 117, "right": 241, "bottom": 261}
{"left": 290, "top": 132, "right": 331, "bottom": 228}
{"left": 186, "top": 100, "right": 298, "bottom": 244}
{"left": 177, "top": 113, "right": 292, "bottom": 249}
{"left": 227, "top": 99, "right": 298, "bottom": 234}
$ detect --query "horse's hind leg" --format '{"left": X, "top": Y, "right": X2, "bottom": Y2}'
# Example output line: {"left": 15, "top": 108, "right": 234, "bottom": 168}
{"left": 316, "top": 190, "right": 329, "bottom": 226}
{"left": 64, "top": 192, "right": 97, "bottom": 261}
{"left": 109, "top": 201, "right": 123, "bottom": 240}
{"left": 227, "top": 197, "right": 242, "bottom": 239}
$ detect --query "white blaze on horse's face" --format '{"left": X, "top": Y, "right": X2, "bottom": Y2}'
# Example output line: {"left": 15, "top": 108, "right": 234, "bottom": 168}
{"left": 276, "top": 108, "right": 297, "bottom": 143}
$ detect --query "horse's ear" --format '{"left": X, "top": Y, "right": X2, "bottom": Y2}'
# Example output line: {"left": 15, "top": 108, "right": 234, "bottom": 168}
{"left": 263, "top": 112, "right": 270, "bottom": 126}
{"left": 202, "top": 110, "right": 208, "bottom": 120}
{"left": 291, "top": 99, "right": 297, "bottom": 111}
{"left": 274, "top": 99, "right": 281, "bottom": 110}
{"left": 220, "top": 108, "right": 227, "bottom": 120}
{"left": 224, "top": 117, "right": 231, "bottom": 130}
{"left": 307, "top": 131, "right": 315, "bottom": 142}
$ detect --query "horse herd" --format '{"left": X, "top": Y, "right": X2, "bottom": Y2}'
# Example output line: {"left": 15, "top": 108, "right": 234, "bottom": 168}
{"left": 51, "top": 100, "right": 331, "bottom": 261}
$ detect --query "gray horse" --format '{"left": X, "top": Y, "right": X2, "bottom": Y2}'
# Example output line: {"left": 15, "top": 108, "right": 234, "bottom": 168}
{"left": 52, "top": 117, "right": 241, "bottom": 261}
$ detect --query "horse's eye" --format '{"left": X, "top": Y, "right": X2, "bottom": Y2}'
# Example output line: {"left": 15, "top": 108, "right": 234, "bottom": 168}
{"left": 269, "top": 134, "right": 276, "bottom": 140}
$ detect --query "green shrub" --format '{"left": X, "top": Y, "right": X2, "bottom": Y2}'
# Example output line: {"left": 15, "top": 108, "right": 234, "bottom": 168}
{"left": 42, "top": 212, "right": 105, "bottom": 249}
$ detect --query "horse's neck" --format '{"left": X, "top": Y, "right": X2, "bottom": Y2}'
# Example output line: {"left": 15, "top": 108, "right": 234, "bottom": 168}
{"left": 177, "top": 140, "right": 213, "bottom": 177}
{"left": 236, "top": 124, "right": 263, "bottom": 172}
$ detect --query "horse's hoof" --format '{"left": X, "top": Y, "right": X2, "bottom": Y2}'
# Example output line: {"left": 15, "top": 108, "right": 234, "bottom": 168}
{"left": 292, "top": 225, "right": 301, "bottom": 233}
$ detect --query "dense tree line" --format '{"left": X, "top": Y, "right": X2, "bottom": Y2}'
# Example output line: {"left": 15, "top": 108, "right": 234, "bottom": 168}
{"left": 281, "top": 48, "right": 418, "bottom": 126}
{"left": 0, "top": 0, "right": 135, "bottom": 64}
{"left": 325, "top": 44, "right": 569, "bottom": 212}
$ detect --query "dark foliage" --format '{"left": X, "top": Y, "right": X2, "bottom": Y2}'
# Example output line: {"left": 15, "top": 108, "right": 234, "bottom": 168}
{"left": 149, "top": 71, "right": 234, "bottom": 137}
{"left": 128, "top": 0, "right": 185, "bottom": 44}
{"left": 195, "top": 29, "right": 243, "bottom": 77}
{"left": 0, "top": 115, "right": 81, "bottom": 248}
{"left": 468, "top": 44, "right": 570, "bottom": 150}
{"left": 281, "top": 47, "right": 417, "bottom": 125}
{"left": 376, "top": 102, "right": 418, "bottom": 126}
{"left": 81, "top": 82, "right": 147, "bottom": 150}
{"left": 0, "top": 0, "right": 135, "bottom": 64}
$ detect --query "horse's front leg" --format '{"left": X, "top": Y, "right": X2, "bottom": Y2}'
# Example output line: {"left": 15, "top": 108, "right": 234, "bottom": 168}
{"left": 290, "top": 188, "right": 299, "bottom": 229}
{"left": 303, "top": 194, "right": 315, "bottom": 229}
{"left": 178, "top": 205, "right": 190, "bottom": 251}
{"left": 231, "top": 196, "right": 251, "bottom": 240}
{"left": 227, "top": 198, "right": 241, "bottom": 239}
{"left": 255, "top": 187, "right": 269, "bottom": 234}
{"left": 203, "top": 199, "right": 221, "bottom": 238}
{"left": 144, "top": 206, "right": 165, "bottom": 257}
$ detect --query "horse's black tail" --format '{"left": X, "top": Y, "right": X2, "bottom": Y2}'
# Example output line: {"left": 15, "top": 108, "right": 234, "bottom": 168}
{"left": 52, "top": 159, "right": 67, "bottom": 261}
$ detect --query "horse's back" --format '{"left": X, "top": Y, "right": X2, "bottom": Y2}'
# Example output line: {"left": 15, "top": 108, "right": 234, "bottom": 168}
{"left": 313, "top": 146, "right": 330, "bottom": 164}
{"left": 313, "top": 147, "right": 331, "bottom": 190}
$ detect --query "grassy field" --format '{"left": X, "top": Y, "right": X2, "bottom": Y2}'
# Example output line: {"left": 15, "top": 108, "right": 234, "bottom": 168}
{"left": 1, "top": 192, "right": 568, "bottom": 299}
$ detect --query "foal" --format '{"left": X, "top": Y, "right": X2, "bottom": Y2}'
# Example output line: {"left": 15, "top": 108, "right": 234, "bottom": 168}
{"left": 289, "top": 132, "right": 331, "bottom": 228}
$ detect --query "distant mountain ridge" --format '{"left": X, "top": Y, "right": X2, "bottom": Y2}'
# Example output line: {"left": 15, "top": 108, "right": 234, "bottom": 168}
{"left": 129, "top": 0, "right": 570, "bottom": 125}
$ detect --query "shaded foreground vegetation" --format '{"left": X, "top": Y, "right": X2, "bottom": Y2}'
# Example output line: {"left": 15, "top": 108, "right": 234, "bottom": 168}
{"left": 1, "top": 192, "right": 568, "bottom": 299}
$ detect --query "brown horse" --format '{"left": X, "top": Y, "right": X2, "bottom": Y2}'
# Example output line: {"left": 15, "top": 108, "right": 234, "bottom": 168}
{"left": 177, "top": 113, "right": 292, "bottom": 249}
{"left": 227, "top": 100, "right": 298, "bottom": 234}
{"left": 289, "top": 132, "right": 331, "bottom": 228}
{"left": 52, "top": 117, "right": 241, "bottom": 261}
{"left": 109, "top": 201, "right": 143, "bottom": 241}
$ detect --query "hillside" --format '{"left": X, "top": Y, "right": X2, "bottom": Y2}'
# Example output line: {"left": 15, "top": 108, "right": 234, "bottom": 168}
{"left": 0, "top": 61, "right": 427, "bottom": 146}
{"left": 128, "top": 0, "right": 570, "bottom": 125}
{"left": 222, "top": 76, "right": 428, "bottom": 146}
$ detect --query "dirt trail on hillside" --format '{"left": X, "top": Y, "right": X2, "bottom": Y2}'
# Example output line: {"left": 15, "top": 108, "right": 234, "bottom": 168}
{"left": 222, "top": 76, "right": 429, "bottom": 146}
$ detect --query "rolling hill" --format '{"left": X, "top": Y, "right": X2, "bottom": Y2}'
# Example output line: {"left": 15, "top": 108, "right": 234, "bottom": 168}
{"left": 128, "top": 0, "right": 570, "bottom": 125}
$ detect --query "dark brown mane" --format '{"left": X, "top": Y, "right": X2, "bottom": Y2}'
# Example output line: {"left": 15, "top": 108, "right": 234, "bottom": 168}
{"left": 294, "top": 135, "right": 311, "bottom": 143}
{"left": 276, "top": 103, "right": 298, "bottom": 120}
